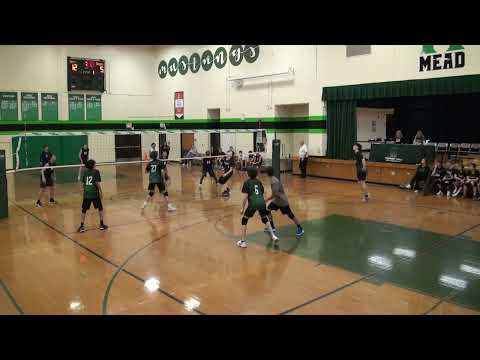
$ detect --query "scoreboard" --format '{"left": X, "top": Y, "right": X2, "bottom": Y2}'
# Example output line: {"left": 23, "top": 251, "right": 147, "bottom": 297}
{"left": 67, "top": 57, "right": 106, "bottom": 92}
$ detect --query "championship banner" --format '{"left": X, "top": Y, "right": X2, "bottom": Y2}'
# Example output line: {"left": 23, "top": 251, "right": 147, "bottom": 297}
{"left": 174, "top": 91, "right": 184, "bottom": 119}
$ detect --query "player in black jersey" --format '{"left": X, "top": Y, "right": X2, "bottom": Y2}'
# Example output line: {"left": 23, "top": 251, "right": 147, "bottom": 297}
{"left": 36, "top": 155, "right": 57, "bottom": 207}
{"left": 78, "top": 144, "right": 90, "bottom": 181}
{"left": 199, "top": 150, "right": 217, "bottom": 187}
{"left": 218, "top": 153, "right": 234, "bottom": 197}
{"left": 353, "top": 143, "right": 369, "bottom": 202}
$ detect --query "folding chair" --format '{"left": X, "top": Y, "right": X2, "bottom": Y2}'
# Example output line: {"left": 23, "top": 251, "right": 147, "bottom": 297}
{"left": 448, "top": 143, "right": 460, "bottom": 160}
{"left": 459, "top": 143, "right": 471, "bottom": 157}
{"left": 470, "top": 143, "right": 480, "bottom": 157}
{"left": 436, "top": 142, "right": 449, "bottom": 162}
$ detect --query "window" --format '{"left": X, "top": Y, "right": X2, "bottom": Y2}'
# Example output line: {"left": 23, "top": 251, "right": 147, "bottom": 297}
{"left": 346, "top": 45, "right": 371, "bottom": 57}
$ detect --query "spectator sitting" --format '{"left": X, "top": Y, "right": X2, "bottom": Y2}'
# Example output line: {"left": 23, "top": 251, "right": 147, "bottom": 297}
{"left": 183, "top": 145, "right": 199, "bottom": 167}
{"left": 405, "top": 158, "right": 430, "bottom": 193}
{"left": 251, "top": 152, "right": 263, "bottom": 168}
{"left": 427, "top": 160, "right": 446, "bottom": 196}
{"left": 413, "top": 130, "right": 425, "bottom": 145}
{"left": 394, "top": 130, "right": 406, "bottom": 144}
{"left": 247, "top": 151, "right": 254, "bottom": 166}
{"left": 464, "top": 162, "right": 480, "bottom": 200}
{"left": 237, "top": 151, "right": 246, "bottom": 170}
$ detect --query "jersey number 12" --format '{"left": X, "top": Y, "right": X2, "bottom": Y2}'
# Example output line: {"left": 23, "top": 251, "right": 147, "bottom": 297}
{"left": 86, "top": 176, "right": 93, "bottom": 186}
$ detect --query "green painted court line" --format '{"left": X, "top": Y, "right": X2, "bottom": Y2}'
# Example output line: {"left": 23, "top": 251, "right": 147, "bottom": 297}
{"left": 0, "top": 279, "right": 24, "bottom": 315}
{"left": 246, "top": 214, "right": 480, "bottom": 312}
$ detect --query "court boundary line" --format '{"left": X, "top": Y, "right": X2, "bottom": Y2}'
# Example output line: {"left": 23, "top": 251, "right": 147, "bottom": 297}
{"left": 101, "top": 216, "right": 221, "bottom": 315}
{"left": 13, "top": 202, "right": 216, "bottom": 315}
{"left": 0, "top": 279, "right": 24, "bottom": 315}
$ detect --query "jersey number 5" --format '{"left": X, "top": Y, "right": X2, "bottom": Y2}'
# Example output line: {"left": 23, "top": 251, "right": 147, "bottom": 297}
{"left": 86, "top": 176, "right": 93, "bottom": 186}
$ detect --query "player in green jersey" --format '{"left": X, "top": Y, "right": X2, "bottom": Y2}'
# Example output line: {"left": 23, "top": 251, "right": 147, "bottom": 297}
{"left": 78, "top": 159, "right": 108, "bottom": 232}
{"left": 238, "top": 167, "right": 278, "bottom": 248}
{"left": 142, "top": 151, "right": 176, "bottom": 212}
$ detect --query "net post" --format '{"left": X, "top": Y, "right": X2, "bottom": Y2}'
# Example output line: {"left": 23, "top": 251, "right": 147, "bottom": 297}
{"left": 272, "top": 139, "right": 281, "bottom": 180}
{"left": 0, "top": 150, "right": 8, "bottom": 219}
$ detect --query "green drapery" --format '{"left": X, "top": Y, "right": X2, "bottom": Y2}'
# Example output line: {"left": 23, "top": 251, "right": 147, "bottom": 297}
{"left": 322, "top": 74, "right": 480, "bottom": 101}
{"left": 326, "top": 100, "right": 357, "bottom": 160}
{"left": 322, "top": 74, "right": 480, "bottom": 159}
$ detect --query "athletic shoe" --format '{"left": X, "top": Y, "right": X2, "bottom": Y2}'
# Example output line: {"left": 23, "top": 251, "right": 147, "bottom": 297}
{"left": 142, "top": 201, "right": 148, "bottom": 209}
{"left": 237, "top": 240, "right": 247, "bottom": 248}
{"left": 296, "top": 228, "right": 305, "bottom": 237}
{"left": 452, "top": 188, "right": 462, "bottom": 198}
{"left": 414, "top": 190, "right": 419, "bottom": 193}
{"left": 447, "top": 191, "right": 451, "bottom": 198}
{"left": 436, "top": 191, "right": 443, "bottom": 196}
{"left": 264, "top": 228, "right": 277, "bottom": 233}
{"left": 222, "top": 191, "right": 230, "bottom": 197}
{"left": 35, "top": 201, "right": 43, "bottom": 208}
{"left": 78, "top": 225, "right": 85, "bottom": 233}
{"left": 271, "top": 233, "right": 279, "bottom": 242}
{"left": 406, "top": 184, "right": 411, "bottom": 190}
{"left": 99, "top": 224, "right": 108, "bottom": 231}
{"left": 167, "top": 204, "right": 176, "bottom": 212}
{"left": 49, "top": 199, "right": 58, "bottom": 205}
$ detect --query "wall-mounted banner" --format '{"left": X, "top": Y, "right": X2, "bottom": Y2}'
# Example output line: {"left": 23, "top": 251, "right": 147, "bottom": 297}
{"left": 158, "top": 45, "right": 260, "bottom": 79}
{"left": 419, "top": 45, "right": 465, "bottom": 72}
{"left": 174, "top": 91, "right": 184, "bottom": 119}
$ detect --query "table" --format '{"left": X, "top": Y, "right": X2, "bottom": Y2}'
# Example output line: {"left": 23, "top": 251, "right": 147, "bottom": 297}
{"left": 369, "top": 144, "right": 435, "bottom": 165}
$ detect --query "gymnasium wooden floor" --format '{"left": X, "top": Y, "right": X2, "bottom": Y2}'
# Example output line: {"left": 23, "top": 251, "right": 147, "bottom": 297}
{"left": 1, "top": 163, "right": 480, "bottom": 315}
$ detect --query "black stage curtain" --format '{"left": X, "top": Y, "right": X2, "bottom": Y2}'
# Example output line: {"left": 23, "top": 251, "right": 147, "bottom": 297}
{"left": 322, "top": 75, "right": 480, "bottom": 159}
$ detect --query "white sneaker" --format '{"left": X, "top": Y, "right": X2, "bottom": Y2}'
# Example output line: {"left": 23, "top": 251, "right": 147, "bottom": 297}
{"left": 142, "top": 201, "right": 148, "bottom": 209}
{"left": 452, "top": 188, "right": 462, "bottom": 198}
{"left": 271, "top": 233, "right": 279, "bottom": 242}
{"left": 167, "top": 204, "right": 176, "bottom": 212}
{"left": 436, "top": 191, "right": 443, "bottom": 196}
{"left": 406, "top": 184, "right": 411, "bottom": 189}
{"left": 414, "top": 190, "right": 419, "bottom": 193}
{"left": 447, "top": 191, "right": 451, "bottom": 198}
{"left": 237, "top": 240, "right": 247, "bottom": 248}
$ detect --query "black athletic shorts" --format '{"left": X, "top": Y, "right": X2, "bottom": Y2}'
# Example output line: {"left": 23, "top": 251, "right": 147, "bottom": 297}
{"left": 148, "top": 183, "right": 166, "bottom": 192}
{"left": 218, "top": 169, "right": 233, "bottom": 185}
{"left": 357, "top": 169, "right": 367, "bottom": 181}
{"left": 40, "top": 176, "right": 54, "bottom": 188}
{"left": 203, "top": 167, "right": 215, "bottom": 177}
{"left": 82, "top": 198, "right": 103, "bottom": 211}
{"left": 268, "top": 202, "right": 292, "bottom": 215}
{"left": 244, "top": 206, "right": 269, "bottom": 218}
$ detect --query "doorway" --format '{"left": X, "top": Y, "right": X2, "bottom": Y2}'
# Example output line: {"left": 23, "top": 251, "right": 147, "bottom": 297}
{"left": 181, "top": 133, "right": 194, "bottom": 157}
{"left": 208, "top": 108, "right": 221, "bottom": 154}
{"left": 115, "top": 134, "right": 142, "bottom": 161}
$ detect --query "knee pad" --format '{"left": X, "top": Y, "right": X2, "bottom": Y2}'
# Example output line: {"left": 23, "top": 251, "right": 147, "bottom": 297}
{"left": 149, "top": 191, "right": 154, "bottom": 197}
{"left": 241, "top": 216, "right": 249, "bottom": 226}
{"left": 261, "top": 216, "right": 269, "bottom": 224}
{"left": 287, "top": 211, "right": 295, "bottom": 220}
{"left": 218, "top": 176, "right": 226, "bottom": 185}
{"left": 163, "top": 192, "right": 169, "bottom": 197}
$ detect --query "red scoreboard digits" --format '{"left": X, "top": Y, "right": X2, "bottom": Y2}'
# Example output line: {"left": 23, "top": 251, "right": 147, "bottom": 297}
{"left": 68, "top": 57, "right": 106, "bottom": 92}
